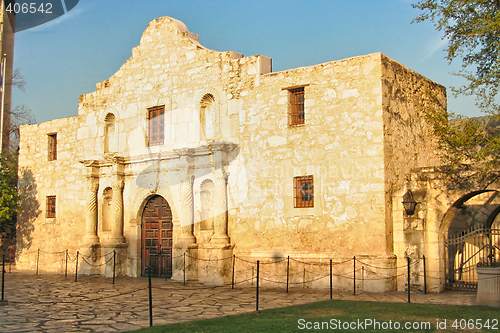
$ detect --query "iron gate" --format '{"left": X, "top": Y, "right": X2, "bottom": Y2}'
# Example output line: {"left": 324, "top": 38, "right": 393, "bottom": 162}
{"left": 445, "top": 226, "right": 500, "bottom": 291}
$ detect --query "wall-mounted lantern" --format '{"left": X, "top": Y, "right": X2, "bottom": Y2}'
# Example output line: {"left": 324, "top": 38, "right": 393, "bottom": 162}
{"left": 402, "top": 190, "right": 418, "bottom": 216}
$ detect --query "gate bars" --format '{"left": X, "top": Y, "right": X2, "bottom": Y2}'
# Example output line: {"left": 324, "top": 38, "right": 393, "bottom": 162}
{"left": 445, "top": 226, "right": 500, "bottom": 291}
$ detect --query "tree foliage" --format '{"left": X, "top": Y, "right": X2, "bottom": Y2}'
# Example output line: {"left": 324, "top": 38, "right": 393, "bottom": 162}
{"left": 413, "top": 1, "right": 500, "bottom": 188}
{"left": 426, "top": 106, "right": 500, "bottom": 188}
{"left": 0, "top": 153, "right": 19, "bottom": 222}
{"left": 10, "top": 103, "right": 35, "bottom": 152}
{"left": 412, "top": 0, "right": 500, "bottom": 111}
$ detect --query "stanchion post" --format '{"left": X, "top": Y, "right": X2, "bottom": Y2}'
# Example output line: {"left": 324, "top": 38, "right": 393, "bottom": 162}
{"left": 353, "top": 256, "right": 356, "bottom": 295}
{"left": 286, "top": 256, "right": 290, "bottom": 293}
{"left": 36, "top": 249, "right": 40, "bottom": 275}
{"left": 256, "top": 260, "right": 260, "bottom": 311}
{"left": 9, "top": 247, "right": 12, "bottom": 273}
{"left": 330, "top": 259, "right": 333, "bottom": 299}
{"left": 2, "top": 254, "right": 5, "bottom": 301}
{"left": 407, "top": 257, "right": 411, "bottom": 303}
{"left": 362, "top": 266, "right": 365, "bottom": 291}
{"left": 65, "top": 249, "right": 68, "bottom": 278}
{"left": 231, "top": 254, "right": 235, "bottom": 289}
{"left": 183, "top": 252, "right": 186, "bottom": 286}
{"left": 148, "top": 266, "right": 153, "bottom": 327}
{"left": 113, "top": 250, "right": 116, "bottom": 285}
{"left": 252, "top": 266, "right": 254, "bottom": 285}
{"left": 75, "top": 251, "right": 79, "bottom": 282}
{"left": 423, "top": 255, "right": 427, "bottom": 294}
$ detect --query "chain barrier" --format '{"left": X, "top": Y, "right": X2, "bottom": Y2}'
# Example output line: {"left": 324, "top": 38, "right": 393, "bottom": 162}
{"left": 185, "top": 253, "right": 234, "bottom": 261}
{"left": 79, "top": 255, "right": 114, "bottom": 268}
{"left": 290, "top": 258, "right": 351, "bottom": 266}
{"left": 4, "top": 251, "right": 481, "bottom": 318}
{"left": 7, "top": 249, "right": 453, "bottom": 297}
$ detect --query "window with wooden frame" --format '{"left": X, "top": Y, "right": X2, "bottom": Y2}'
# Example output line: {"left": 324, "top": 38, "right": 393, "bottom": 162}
{"left": 289, "top": 87, "right": 305, "bottom": 126}
{"left": 294, "top": 175, "right": 314, "bottom": 208}
{"left": 46, "top": 196, "right": 56, "bottom": 218}
{"left": 48, "top": 133, "right": 57, "bottom": 161}
{"left": 147, "top": 105, "right": 165, "bottom": 146}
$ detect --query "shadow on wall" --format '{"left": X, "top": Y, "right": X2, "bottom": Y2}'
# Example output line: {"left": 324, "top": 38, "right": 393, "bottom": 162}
{"left": 16, "top": 168, "right": 41, "bottom": 254}
{"left": 135, "top": 142, "right": 240, "bottom": 190}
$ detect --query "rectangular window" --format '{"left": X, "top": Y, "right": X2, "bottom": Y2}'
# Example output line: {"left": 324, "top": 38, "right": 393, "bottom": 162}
{"left": 147, "top": 105, "right": 165, "bottom": 146}
{"left": 294, "top": 175, "right": 314, "bottom": 208}
{"left": 48, "top": 133, "right": 57, "bottom": 161}
{"left": 46, "top": 196, "right": 56, "bottom": 218}
{"left": 289, "top": 87, "right": 305, "bottom": 126}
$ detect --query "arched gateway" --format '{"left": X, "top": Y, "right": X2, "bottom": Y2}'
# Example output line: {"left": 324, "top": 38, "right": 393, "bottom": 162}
{"left": 141, "top": 195, "right": 173, "bottom": 278}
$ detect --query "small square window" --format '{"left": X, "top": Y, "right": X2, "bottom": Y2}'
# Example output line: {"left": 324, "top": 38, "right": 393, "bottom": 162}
{"left": 46, "top": 196, "right": 56, "bottom": 218}
{"left": 48, "top": 133, "right": 57, "bottom": 161}
{"left": 294, "top": 176, "right": 314, "bottom": 208}
{"left": 289, "top": 87, "right": 305, "bottom": 126}
{"left": 147, "top": 106, "right": 165, "bottom": 146}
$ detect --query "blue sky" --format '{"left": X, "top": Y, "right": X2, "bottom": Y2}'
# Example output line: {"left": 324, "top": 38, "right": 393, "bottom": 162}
{"left": 13, "top": 0, "right": 479, "bottom": 123}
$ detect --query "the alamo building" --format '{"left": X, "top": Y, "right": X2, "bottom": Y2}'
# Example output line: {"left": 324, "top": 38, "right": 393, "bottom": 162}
{"left": 16, "top": 17, "right": 500, "bottom": 293}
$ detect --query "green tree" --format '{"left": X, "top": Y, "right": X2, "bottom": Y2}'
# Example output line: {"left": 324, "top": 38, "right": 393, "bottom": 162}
{"left": 0, "top": 153, "right": 19, "bottom": 237}
{"left": 413, "top": 0, "right": 500, "bottom": 111}
{"left": 413, "top": 0, "right": 500, "bottom": 189}
{"left": 0, "top": 69, "right": 33, "bottom": 249}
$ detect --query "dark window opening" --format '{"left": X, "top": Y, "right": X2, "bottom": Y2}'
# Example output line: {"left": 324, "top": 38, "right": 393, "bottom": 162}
{"left": 294, "top": 175, "right": 314, "bottom": 208}
{"left": 46, "top": 196, "right": 56, "bottom": 218}
{"left": 48, "top": 133, "right": 57, "bottom": 161}
{"left": 290, "top": 87, "right": 305, "bottom": 126}
{"left": 147, "top": 105, "right": 165, "bottom": 146}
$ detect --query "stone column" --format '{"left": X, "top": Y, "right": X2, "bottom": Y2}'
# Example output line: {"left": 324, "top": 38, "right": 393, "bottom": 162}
{"left": 109, "top": 180, "right": 125, "bottom": 243}
{"left": 211, "top": 169, "right": 230, "bottom": 244}
{"left": 179, "top": 175, "right": 196, "bottom": 245}
{"left": 84, "top": 179, "right": 100, "bottom": 244}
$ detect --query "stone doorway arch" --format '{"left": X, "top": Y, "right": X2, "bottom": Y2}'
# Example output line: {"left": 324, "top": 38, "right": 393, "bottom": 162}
{"left": 141, "top": 195, "right": 173, "bottom": 278}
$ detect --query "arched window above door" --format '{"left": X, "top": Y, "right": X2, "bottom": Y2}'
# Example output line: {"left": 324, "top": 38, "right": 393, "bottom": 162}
{"left": 200, "top": 94, "right": 215, "bottom": 141}
{"left": 104, "top": 113, "right": 116, "bottom": 153}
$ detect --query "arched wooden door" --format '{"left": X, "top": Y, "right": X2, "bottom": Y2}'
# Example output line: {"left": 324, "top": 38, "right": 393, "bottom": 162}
{"left": 141, "top": 195, "right": 173, "bottom": 278}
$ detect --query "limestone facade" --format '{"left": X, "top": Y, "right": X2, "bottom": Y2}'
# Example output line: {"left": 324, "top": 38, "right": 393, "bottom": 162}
{"left": 17, "top": 17, "right": 448, "bottom": 292}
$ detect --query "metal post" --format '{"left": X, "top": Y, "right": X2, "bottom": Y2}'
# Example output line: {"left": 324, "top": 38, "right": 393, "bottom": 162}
{"left": 330, "top": 259, "right": 332, "bottom": 299}
{"left": 423, "top": 255, "right": 427, "bottom": 294}
{"left": 231, "top": 255, "right": 235, "bottom": 289}
{"left": 183, "top": 253, "right": 186, "bottom": 286}
{"left": 362, "top": 266, "right": 365, "bottom": 291}
{"left": 113, "top": 250, "right": 116, "bottom": 285}
{"left": 148, "top": 266, "right": 153, "bottom": 327}
{"left": 256, "top": 260, "right": 260, "bottom": 311}
{"left": 75, "top": 251, "right": 79, "bottom": 282}
{"left": 36, "top": 249, "right": 40, "bottom": 275}
{"left": 2, "top": 254, "right": 5, "bottom": 301}
{"left": 9, "top": 247, "right": 13, "bottom": 273}
{"left": 286, "top": 256, "right": 290, "bottom": 293}
{"left": 353, "top": 256, "right": 356, "bottom": 295}
{"left": 407, "top": 257, "right": 411, "bottom": 303}
{"left": 0, "top": 55, "right": 6, "bottom": 156}
{"left": 303, "top": 268, "right": 305, "bottom": 288}
{"left": 65, "top": 249, "right": 68, "bottom": 278}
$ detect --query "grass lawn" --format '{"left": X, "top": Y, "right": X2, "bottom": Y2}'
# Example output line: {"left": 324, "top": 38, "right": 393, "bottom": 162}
{"left": 129, "top": 299, "right": 500, "bottom": 332}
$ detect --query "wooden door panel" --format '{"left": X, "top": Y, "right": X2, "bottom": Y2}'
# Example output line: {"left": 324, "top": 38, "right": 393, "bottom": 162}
{"left": 141, "top": 195, "right": 173, "bottom": 278}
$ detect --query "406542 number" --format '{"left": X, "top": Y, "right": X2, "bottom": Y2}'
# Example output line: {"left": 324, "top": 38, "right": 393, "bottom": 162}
{"left": 6, "top": 2, "right": 53, "bottom": 14}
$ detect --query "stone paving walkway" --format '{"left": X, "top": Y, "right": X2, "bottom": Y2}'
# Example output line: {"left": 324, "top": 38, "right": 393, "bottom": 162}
{"left": 0, "top": 272, "right": 477, "bottom": 332}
